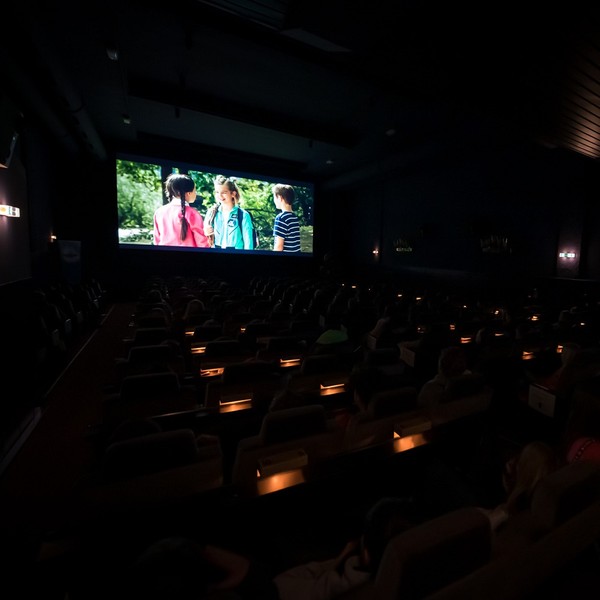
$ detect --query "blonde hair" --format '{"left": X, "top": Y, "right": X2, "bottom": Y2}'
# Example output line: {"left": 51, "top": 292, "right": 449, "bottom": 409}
{"left": 505, "top": 441, "right": 558, "bottom": 514}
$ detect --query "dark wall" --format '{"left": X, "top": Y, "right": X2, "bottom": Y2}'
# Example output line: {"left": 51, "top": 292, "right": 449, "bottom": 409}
{"left": 10, "top": 104, "right": 600, "bottom": 296}
{"left": 327, "top": 126, "right": 599, "bottom": 287}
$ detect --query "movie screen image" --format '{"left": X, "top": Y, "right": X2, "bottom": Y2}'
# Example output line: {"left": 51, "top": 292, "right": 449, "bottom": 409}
{"left": 116, "top": 154, "right": 314, "bottom": 256}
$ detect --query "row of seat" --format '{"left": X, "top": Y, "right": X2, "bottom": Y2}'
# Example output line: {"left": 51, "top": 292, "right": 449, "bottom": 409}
{"left": 1, "top": 277, "right": 108, "bottom": 473}
{"left": 89, "top": 276, "right": 506, "bottom": 492}
{"left": 338, "top": 459, "right": 600, "bottom": 599}
{"left": 36, "top": 274, "right": 600, "bottom": 599}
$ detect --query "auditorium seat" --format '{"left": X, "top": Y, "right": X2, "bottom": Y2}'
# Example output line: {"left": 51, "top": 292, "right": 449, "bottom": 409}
{"left": 101, "top": 428, "right": 220, "bottom": 481}
{"left": 344, "top": 386, "right": 420, "bottom": 450}
{"left": 427, "top": 372, "right": 493, "bottom": 427}
{"left": 399, "top": 324, "right": 461, "bottom": 387}
{"left": 255, "top": 335, "right": 309, "bottom": 372}
{"left": 236, "top": 320, "right": 278, "bottom": 353}
{"left": 336, "top": 506, "right": 492, "bottom": 599}
{"left": 492, "top": 459, "right": 600, "bottom": 559}
{"left": 230, "top": 404, "right": 344, "bottom": 490}
{"left": 362, "top": 347, "right": 413, "bottom": 386}
{"left": 102, "top": 371, "right": 199, "bottom": 426}
{"left": 192, "top": 338, "right": 255, "bottom": 377}
{"left": 113, "top": 342, "right": 189, "bottom": 385}
{"left": 132, "top": 304, "right": 173, "bottom": 328}
{"left": 124, "top": 326, "right": 174, "bottom": 348}
{"left": 203, "top": 359, "right": 282, "bottom": 412}
{"left": 286, "top": 353, "right": 351, "bottom": 389}
{"left": 72, "top": 428, "right": 224, "bottom": 522}
{"left": 423, "top": 463, "right": 600, "bottom": 600}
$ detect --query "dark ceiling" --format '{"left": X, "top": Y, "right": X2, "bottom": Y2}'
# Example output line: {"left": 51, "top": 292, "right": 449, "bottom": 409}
{"left": 5, "top": 1, "right": 600, "bottom": 187}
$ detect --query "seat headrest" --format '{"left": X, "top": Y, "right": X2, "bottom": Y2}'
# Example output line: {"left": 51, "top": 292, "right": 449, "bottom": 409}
{"left": 222, "top": 360, "right": 275, "bottom": 384}
{"left": 103, "top": 428, "right": 200, "bottom": 480}
{"left": 192, "top": 325, "right": 223, "bottom": 340}
{"left": 127, "top": 344, "right": 173, "bottom": 364}
{"left": 301, "top": 354, "right": 345, "bottom": 375}
{"left": 132, "top": 327, "right": 171, "bottom": 344}
{"left": 266, "top": 335, "right": 306, "bottom": 353}
{"left": 442, "top": 373, "right": 486, "bottom": 402}
{"left": 365, "top": 348, "right": 401, "bottom": 366}
{"left": 377, "top": 507, "right": 491, "bottom": 599}
{"left": 261, "top": 404, "right": 327, "bottom": 444}
{"left": 120, "top": 371, "right": 180, "bottom": 399}
{"left": 368, "top": 387, "right": 418, "bottom": 418}
{"left": 531, "top": 460, "right": 600, "bottom": 531}
{"left": 203, "top": 339, "right": 243, "bottom": 356}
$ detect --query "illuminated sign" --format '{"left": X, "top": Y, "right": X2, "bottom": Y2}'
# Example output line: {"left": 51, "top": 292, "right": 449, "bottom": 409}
{"left": 0, "top": 205, "right": 20, "bottom": 217}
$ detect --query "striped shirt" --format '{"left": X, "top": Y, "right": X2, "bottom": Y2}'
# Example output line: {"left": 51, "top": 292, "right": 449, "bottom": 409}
{"left": 273, "top": 211, "right": 301, "bottom": 252}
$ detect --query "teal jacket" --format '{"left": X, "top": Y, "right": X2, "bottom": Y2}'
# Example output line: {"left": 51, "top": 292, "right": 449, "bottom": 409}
{"left": 212, "top": 205, "right": 255, "bottom": 250}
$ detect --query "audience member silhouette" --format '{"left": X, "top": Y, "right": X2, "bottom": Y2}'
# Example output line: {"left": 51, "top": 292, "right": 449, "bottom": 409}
{"left": 123, "top": 536, "right": 278, "bottom": 600}
{"left": 272, "top": 496, "right": 419, "bottom": 600}
{"left": 417, "top": 346, "right": 471, "bottom": 410}
{"left": 478, "top": 440, "right": 559, "bottom": 531}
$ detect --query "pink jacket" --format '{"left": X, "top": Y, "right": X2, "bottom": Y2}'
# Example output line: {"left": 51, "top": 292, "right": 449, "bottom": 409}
{"left": 153, "top": 200, "right": 211, "bottom": 247}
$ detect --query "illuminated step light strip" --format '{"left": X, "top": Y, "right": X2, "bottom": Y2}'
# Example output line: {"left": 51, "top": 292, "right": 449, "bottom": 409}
{"left": 219, "top": 402, "right": 250, "bottom": 414}
{"left": 280, "top": 357, "right": 302, "bottom": 368}
{"left": 200, "top": 367, "right": 224, "bottom": 377}
{"left": 0, "top": 205, "right": 20, "bottom": 217}
{"left": 319, "top": 381, "right": 345, "bottom": 396}
{"left": 219, "top": 395, "right": 252, "bottom": 405}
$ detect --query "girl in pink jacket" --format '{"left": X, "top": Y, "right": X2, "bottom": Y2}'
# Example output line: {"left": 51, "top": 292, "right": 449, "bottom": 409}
{"left": 153, "top": 173, "right": 210, "bottom": 247}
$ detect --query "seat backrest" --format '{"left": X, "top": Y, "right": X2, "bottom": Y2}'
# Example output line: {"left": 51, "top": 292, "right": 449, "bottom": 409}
{"left": 373, "top": 507, "right": 491, "bottom": 600}
{"left": 422, "top": 500, "right": 600, "bottom": 600}
{"left": 131, "top": 326, "right": 172, "bottom": 346}
{"left": 127, "top": 343, "right": 173, "bottom": 365}
{"left": 221, "top": 360, "right": 277, "bottom": 385}
{"left": 260, "top": 404, "right": 328, "bottom": 444}
{"left": 203, "top": 339, "right": 244, "bottom": 357}
{"left": 567, "top": 374, "right": 600, "bottom": 439}
{"left": 102, "top": 428, "right": 200, "bottom": 481}
{"left": 135, "top": 312, "right": 171, "bottom": 328}
{"left": 300, "top": 353, "right": 346, "bottom": 375}
{"left": 192, "top": 325, "right": 224, "bottom": 342}
{"left": 364, "top": 347, "right": 402, "bottom": 366}
{"left": 492, "top": 459, "right": 600, "bottom": 560}
{"left": 231, "top": 404, "right": 344, "bottom": 488}
{"left": 265, "top": 335, "right": 307, "bottom": 354}
{"left": 530, "top": 459, "right": 600, "bottom": 532}
{"left": 368, "top": 386, "right": 419, "bottom": 418}
{"left": 428, "top": 374, "right": 492, "bottom": 426}
{"left": 343, "top": 387, "right": 419, "bottom": 450}
{"left": 441, "top": 372, "right": 487, "bottom": 402}
{"left": 119, "top": 371, "right": 181, "bottom": 400}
